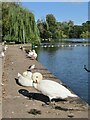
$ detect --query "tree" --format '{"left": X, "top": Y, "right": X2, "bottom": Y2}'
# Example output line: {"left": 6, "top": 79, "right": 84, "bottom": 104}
{"left": 80, "top": 31, "right": 90, "bottom": 38}
{"left": 46, "top": 14, "right": 56, "bottom": 27}
{"left": 2, "top": 2, "right": 40, "bottom": 44}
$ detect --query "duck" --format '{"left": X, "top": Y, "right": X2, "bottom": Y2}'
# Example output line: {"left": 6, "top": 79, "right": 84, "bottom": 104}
{"left": 17, "top": 73, "right": 33, "bottom": 86}
{"left": 32, "top": 73, "right": 77, "bottom": 102}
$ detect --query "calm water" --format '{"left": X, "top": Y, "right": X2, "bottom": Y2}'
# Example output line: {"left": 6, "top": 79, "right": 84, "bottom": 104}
{"left": 36, "top": 43, "right": 89, "bottom": 104}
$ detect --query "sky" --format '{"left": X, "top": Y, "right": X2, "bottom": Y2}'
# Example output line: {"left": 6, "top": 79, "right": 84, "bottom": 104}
{"left": 21, "top": 2, "right": 88, "bottom": 25}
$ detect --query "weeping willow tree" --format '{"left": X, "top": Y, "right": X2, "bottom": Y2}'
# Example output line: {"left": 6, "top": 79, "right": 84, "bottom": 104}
{"left": 2, "top": 2, "right": 40, "bottom": 44}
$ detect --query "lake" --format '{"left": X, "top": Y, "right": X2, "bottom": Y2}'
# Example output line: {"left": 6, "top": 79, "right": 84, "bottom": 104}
{"left": 35, "top": 42, "right": 89, "bottom": 104}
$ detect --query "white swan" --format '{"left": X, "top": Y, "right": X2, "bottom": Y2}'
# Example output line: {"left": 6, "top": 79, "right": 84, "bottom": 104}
{"left": 28, "top": 64, "right": 35, "bottom": 71}
{"left": 18, "top": 73, "right": 33, "bottom": 86}
{"left": 23, "top": 71, "right": 32, "bottom": 80}
{"left": 28, "top": 50, "right": 37, "bottom": 59}
{"left": 23, "top": 64, "right": 35, "bottom": 79}
{"left": 32, "top": 72, "right": 43, "bottom": 83}
{"left": 0, "top": 51, "right": 5, "bottom": 57}
{"left": 32, "top": 73, "right": 77, "bottom": 101}
{"left": 5, "top": 45, "right": 8, "bottom": 50}
{"left": 27, "top": 50, "right": 33, "bottom": 58}
{"left": 32, "top": 50, "right": 37, "bottom": 59}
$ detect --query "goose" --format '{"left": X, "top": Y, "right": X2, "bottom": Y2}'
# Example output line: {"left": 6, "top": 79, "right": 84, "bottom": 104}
{"left": 17, "top": 73, "right": 33, "bottom": 86}
{"left": 32, "top": 73, "right": 77, "bottom": 102}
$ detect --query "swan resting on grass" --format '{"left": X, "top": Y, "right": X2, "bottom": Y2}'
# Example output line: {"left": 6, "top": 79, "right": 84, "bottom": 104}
{"left": 32, "top": 73, "right": 77, "bottom": 101}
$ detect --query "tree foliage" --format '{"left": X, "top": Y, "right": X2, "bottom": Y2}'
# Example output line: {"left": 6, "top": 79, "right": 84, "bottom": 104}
{"left": 2, "top": 2, "right": 40, "bottom": 44}
{"left": 2, "top": 4, "right": 90, "bottom": 44}
{"left": 37, "top": 14, "right": 90, "bottom": 41}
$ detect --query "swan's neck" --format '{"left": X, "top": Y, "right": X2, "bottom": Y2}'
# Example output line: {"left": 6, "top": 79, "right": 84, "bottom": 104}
{"left": 33, "top": 83, "right": 38, "bottom": 89}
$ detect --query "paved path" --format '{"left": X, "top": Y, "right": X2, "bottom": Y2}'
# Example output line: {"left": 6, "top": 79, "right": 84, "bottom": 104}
{"left": 2, "top": 45, "right": 89, "bottom": 119}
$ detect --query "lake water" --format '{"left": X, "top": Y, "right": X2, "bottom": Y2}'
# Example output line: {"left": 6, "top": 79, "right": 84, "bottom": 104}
{"left": 36, "top": 43, "right": 89, "bottom": 104}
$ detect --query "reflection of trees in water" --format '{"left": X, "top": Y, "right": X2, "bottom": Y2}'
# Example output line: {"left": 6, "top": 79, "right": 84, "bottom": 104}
{"left": 36, "top": 46, "right": 59, "bottom": 54}
{"left": 36, "top": 45, "right": 74, "bottom": 56}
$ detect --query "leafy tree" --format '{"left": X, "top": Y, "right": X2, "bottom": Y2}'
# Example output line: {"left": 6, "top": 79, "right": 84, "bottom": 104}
{"left": 2, "top": 2, "right": 40, "bottom": 44}
{"left": 46, "top": 14, "right": 56, "bottom": 27}
{"left": 80, "top": 31, "right": 90, "bottom": 38}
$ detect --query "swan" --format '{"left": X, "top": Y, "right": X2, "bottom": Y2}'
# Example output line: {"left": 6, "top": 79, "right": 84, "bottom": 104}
{"left": 84, "top": 65, "right": 90, "bottom": 72}
{"left": 23, "top": 71, "right": 32, "bottom": 80}
{"left": 32, "top": 50, "right": 37, "bottom": 59}
{"left": 27, "top": 50, "right": 33, "bottom": 58}
{"left": 18, "top": 65, "right": 35, "bottom": 86}
{"left": 17, "top": 73, "right": 33, "bottom": 86}
{"left": 28, "top": 50, "right": 37, "bottom": 59}
{"left": 23, "top": 64, "right": 35, "bottom": 79}
{"left": 32, "top": 73, "right": 77, "bottom": 101}
{"left": 32, "top": 72, "right": 43, "bottom": 83}
{"left": 3, "top": 45, "right": 8, "bottom": 51}
{"left": 0, "top": 51, "right": 5, "bottom": 57}
{"left": 28, "top": 64, "right": 35, "bottom": 71}
{"left": 5, "top": 45, "right": 8, "bottom": 49}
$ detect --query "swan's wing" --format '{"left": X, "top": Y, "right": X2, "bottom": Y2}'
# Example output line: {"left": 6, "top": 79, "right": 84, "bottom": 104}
{"left": 38, "top": 80, "right": 77, "bottom": 99}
